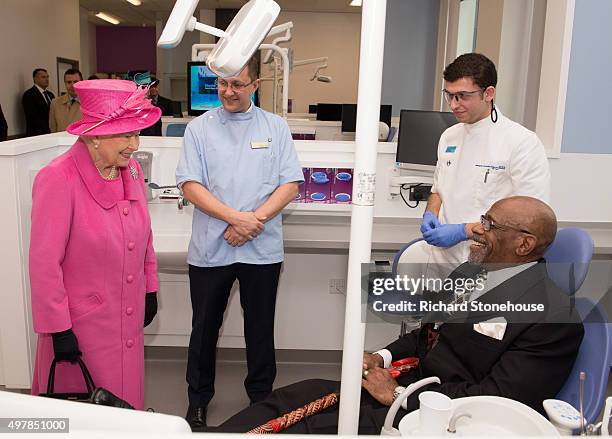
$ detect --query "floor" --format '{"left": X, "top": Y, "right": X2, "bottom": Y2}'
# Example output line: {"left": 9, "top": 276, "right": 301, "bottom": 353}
{"left": 143, "top": 346, "right": 612, "bottom": 427}
{"left": 143, "top": 347, "right": 342, "bottom": 426}
{"left": 3, "top": 348, "right": 611, "bottom": 428}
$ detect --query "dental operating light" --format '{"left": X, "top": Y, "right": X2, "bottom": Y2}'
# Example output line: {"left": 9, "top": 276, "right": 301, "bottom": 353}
{"left": 158, "top": 0, "right": 280, "bottom": 78}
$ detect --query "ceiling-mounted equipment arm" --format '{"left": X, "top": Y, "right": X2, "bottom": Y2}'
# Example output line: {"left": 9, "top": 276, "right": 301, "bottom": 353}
{"left": 262, "top": 22, "right": 293, "bottom": 64}
{"left": 158, "top": 0, "right": 280, "bottom": 78}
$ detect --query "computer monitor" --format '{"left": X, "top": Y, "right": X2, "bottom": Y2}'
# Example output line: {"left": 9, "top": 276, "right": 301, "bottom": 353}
{"left": 395, "top": 110, "right": 458, "bottom": 171}
{"left": 341, "top": 104, "right": 393, "bottom": 133}
{"left": 316, "top": 103, "right": 343, "bottom": 121}
{"left": 187, "top": 62, "right": 220, "bottom": 116}
{"left": 187, "top": 61, "right": 256, "bottom": 116}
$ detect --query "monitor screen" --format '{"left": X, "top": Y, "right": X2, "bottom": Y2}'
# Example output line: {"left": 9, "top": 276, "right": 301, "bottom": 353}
{"left": 316, "top": 103, "right": 343, "bottom": 121}
{"left": 187, "top": 61, "right": 255, "bottom": 116}
{"left": 188, "top": 62, "right": 220, "bottom": 115}
{"left": 341, "top": 104, "right": 393, "bottom": 133}
{"left": 396, "top": 110, "right": 458, "bottom": 171}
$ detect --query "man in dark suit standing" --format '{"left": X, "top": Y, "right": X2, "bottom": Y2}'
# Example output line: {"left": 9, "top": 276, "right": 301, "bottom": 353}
{"left": 0, "top": 104, "right": 7, "bottom": 141}
{"left": 201, "top": 196, "right": 584, "bottom": 434}
{"left": 22, "top": 68, "right": 55, "bottom": 137}
{"left": 141, "top": 77, "right": 175, "bottom": 136}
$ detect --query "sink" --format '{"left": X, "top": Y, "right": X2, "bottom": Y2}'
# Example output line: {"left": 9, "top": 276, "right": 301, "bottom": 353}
{"left": 398, "top": 395, "right": 559, "bottom": 436}
{"left": 152, "top": 234, "right": 190, "bottom": 272}
{"left": 148, "top": 201, "right": 192, "bottom": 272}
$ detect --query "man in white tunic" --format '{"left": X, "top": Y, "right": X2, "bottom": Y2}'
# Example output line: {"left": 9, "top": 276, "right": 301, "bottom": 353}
{"left": 421, "top": 53, "right": 550, "bottom": 267}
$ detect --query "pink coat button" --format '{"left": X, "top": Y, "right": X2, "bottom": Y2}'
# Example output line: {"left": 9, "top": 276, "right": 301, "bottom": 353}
{"left": 127, "top": 242, "right": 135, "bottom": 251}
{"left": 126, "top": 307, "right": 133, "bottom": 315}
{"left": 123, "top": 207, "right": 129, "bottom": 215}
{"left": 126, "top": 339, "right": 134, "bottom": 348}
{"left": 126, "top": 274, "right": 134, "bottom": 283}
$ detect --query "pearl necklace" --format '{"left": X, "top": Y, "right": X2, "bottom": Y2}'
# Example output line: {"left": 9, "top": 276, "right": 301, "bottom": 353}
{"left": 97, "top": 166, "right": 118, "bottom": 180}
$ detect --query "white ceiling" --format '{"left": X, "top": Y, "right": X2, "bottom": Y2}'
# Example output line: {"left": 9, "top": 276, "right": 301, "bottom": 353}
{"left": 80, "top": 0, "right": 361, "bottom": 27}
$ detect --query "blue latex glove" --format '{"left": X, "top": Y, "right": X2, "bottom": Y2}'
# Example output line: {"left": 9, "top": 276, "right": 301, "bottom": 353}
{"left": 423, "top": 223, "right": 468, "bottom": 247}
{"left": 420, "top": 211, "right": 440, "bottom": 234}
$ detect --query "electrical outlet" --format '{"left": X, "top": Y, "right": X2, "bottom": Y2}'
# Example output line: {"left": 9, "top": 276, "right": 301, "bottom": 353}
{"left": 329, "top": 278, "right": 346, "bottom": 295}
{"left": 409, "top": 184, "right": 432, "bottom": 202}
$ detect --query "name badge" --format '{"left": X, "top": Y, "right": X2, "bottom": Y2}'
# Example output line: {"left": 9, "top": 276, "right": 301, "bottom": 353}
{"left": 251, "top": 141, "right": 270, "bottom": 149}
{"left": 445, "top": 146, "right": 457, "bottom": 153}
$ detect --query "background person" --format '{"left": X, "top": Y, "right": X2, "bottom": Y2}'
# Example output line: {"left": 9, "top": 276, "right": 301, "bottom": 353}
{"left": 49, "top": 68, "right": 83, "bottom": 132}
{"left": 22, "top": 68, "right": 54, "bottom": 136}
{"left": 29, "top": 79, "right": 161, "bottom": 409}
{"left": 141, "top": 76, "right": 174, "bottom": 136}
{"left": 0, "top": 104, "right": 7, "bottom": 141}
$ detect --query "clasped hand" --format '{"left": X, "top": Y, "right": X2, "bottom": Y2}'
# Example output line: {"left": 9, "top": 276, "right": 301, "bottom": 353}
{"left": 224, "top": 211, "right": 266, "bottom": 247}
{"left": 361, "top": 352, "right": 398, "bottom": 406}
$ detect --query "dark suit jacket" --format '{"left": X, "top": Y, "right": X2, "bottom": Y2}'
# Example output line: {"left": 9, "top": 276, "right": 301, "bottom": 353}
{"left": 22, "top": 86, "right": 54, "bottom": 136}
{"left": 386, "top": 261, "right": 584, "bottom": 414}
{"left": 0, "top": 104, "right": 7, "bottom": 141}
{"left": 155, "top": 95, "right": 174, "bottom": 116}
{"left": 140, "top": 95, "right": 174, "bottom": 137}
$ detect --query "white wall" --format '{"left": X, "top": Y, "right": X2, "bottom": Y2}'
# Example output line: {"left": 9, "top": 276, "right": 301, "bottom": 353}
{"left": 0, "top": 0, "right": 80, "bottom": 137}
{"left": 259, "top": 10, "right": 362, "bottom": 114}
{"left": 79, "top": 7, "right": 97, "bottom": 79}
{"left": 497, "top": 0, "right": 546, "bottom": 130}
{"left": 381, "top": 0, "right": 440, "bottom": 115}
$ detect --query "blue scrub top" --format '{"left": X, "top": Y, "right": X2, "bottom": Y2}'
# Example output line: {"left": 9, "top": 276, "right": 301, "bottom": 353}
{"left": 176, "top": 105, "right": 304, "bottom": 267}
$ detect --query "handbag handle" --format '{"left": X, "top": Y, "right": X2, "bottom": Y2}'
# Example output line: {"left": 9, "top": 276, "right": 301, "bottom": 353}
{"left": 46, "top": 357, "right": 96, "bottom": 395}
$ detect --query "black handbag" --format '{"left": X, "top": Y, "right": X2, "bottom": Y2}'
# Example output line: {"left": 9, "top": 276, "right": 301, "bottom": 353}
{"left": 40, "top": 357, "right": 134, "bottom": 409}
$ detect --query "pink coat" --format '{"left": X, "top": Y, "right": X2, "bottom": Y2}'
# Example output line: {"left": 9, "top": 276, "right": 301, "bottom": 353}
{"left": 29, "top": 140, "right": 159, "bottom": 409}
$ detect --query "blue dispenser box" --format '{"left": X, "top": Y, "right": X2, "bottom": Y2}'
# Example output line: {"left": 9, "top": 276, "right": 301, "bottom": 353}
{"left": 331, "top": 168, "right": 353, "bottom": 203}
{"left": 306, "top": 168, "right": 332, "bottom": 203}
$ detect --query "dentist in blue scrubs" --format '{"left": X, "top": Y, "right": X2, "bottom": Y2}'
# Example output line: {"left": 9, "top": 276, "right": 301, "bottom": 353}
{"left": 176, "top": 56, "right": 304, "bottom": 429}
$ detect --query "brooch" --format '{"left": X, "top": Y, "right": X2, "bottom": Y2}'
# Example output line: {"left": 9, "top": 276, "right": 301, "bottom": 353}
{"left": 129, "top": 165, "right": 138, "bottom": 180}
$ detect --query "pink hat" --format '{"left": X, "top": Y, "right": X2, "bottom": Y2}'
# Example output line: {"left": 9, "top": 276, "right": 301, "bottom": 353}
{"left": 66, "top": 79, "right": 161, "bottom": 136}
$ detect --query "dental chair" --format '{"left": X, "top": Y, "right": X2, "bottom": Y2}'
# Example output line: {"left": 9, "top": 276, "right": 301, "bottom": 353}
{"left": 543, "top": 227, "right": 594, "bottom": 295}
{"left": 166, "top": 123, "right": 187, "bottom": 137}
{"left": 542, "top": 228, "right": 611, "bottom": 424}
{"left": 556, "top": 297, "right": 612, "bottom": 425}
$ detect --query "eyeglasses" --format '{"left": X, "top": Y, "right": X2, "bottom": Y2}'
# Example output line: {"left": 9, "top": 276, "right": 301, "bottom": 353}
{"left": 443, "top": 88, "right": 483, "bottom": 104}
{"left": 216, "top": 79, "right": 256, "bottom": 92}
{"left": 480, "top": 215, "right": 533, "bottom": 235}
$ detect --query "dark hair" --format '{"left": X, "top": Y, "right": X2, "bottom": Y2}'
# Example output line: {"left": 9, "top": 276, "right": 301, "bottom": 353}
{"left": 87, "top": 74, "right": 99, "bottom": 80}
{"left": 32, "top": 68, "right": 47, "bottom": 78}
{"left": 245, "top": 56, "right": 259, "bottom": 82}
{"left": 64, "top": 68, "right": 83, "bottom": 80}
{"left": 443, "top": 53, "right": 497, "bottom": 89}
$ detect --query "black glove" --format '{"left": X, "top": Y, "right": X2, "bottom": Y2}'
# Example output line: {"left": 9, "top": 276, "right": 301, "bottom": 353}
{"left": 144, "top": 292, "right": 158, "bottom": 328}
{"left": 52, "top": 329, "right": 81, "bottom": 363}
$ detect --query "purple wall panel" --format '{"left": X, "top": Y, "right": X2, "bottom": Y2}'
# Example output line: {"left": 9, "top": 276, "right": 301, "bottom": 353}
{"left": 96, "top": 26, "right": 156, "bottom": 73}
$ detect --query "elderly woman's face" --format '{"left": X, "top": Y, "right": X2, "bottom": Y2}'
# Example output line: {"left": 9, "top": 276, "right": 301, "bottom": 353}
{"left": 95, "top": 131, "right": 140, "bottom": 168}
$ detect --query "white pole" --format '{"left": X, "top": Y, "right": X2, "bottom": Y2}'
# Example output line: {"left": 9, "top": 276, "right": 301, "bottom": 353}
{"left": 337, "top": 0, "right": 387, "bottom": 435}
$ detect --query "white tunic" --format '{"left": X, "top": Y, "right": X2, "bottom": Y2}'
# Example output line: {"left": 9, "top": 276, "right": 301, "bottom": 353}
{"left": 429, "top": 110, "right": 550, "bottom": 267}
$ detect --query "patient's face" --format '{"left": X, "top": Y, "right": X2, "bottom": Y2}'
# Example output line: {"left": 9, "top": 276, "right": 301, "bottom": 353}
{"left": 468, "top": 206, "right": 518, "bottom": 265}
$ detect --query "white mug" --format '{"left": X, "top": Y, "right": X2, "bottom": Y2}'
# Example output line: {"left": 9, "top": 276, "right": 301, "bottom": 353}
{"left": 418, "top": 391, "right": 453, "bottom": 436}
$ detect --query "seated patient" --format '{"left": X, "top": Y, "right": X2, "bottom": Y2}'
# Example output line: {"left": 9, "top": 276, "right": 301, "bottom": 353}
{"left": 202, "top": 196, "right": 584, "bottom": 434}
